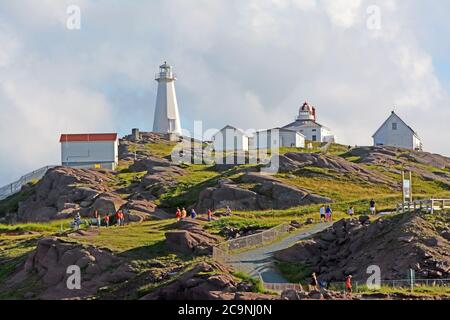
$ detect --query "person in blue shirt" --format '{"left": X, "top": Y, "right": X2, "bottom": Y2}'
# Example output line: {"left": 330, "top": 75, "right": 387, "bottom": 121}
{"left": 191, "top": 208, "right": 197, "bottom": 219}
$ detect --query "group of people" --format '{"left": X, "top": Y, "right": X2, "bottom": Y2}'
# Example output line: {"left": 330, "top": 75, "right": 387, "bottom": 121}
{"left": 175, "top": 206, "right": 232, "bottom": 222}
{"left": 319, "top": 205, "right": 333, "bottom": 222}
{"left": 71, "top": 208, "right": 127, "bottom": 230}
{"left": 310, "top": 272, "right": 353, "bottom": 295}
{"left": 323, "top": 199, "right": 377, "bottom": 221}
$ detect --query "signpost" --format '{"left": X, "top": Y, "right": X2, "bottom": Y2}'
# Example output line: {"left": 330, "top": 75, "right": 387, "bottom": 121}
{"left": 402, "top": 171, "right": 413, "bottom": 212}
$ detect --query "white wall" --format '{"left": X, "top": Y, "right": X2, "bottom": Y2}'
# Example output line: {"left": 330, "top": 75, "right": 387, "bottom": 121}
{"left": 253, "top": 130, "right": 305, "bottom": 149}
{"left": 61, "top": 140, "right": 118, "bottom": 169}
{"left": 373, "top": 114, "right": 421, "bottom": 150}
{"left": 213, "top": 128, "right": 249, "bottom": 151}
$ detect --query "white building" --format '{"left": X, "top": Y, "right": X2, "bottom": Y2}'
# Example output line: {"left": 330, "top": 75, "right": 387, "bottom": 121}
{"left": 60, "top": 133, "right": 119, "bottom": 170}
{"left": 252, "top": 128, "right": 305, "bottom": 150}
{"left": 283, "top": 102, "right": 336, "bottom": 143}
{"left": 372, "top": 111, "right": 423, "bottom": 151}
{"left": 152, "top": 62, "right": 182, "bottom": 137}
{"left": 212, "top": 125, "right": 251, "bottom": 152}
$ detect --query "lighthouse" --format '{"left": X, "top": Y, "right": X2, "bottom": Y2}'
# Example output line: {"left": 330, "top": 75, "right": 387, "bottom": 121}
{"left": 152, "top": 62, "right": 182, "bottom": 136}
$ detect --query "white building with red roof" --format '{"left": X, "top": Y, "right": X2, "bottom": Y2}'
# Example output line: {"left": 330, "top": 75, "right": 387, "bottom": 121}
{"left": 60, "top": 133, "right": 119, "bottom": 170}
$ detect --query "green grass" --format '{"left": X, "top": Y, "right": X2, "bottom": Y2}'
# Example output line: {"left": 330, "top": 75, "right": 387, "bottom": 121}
{"left": 0, "top": 185, "right": 36, "bottom": 218}
{"left": 231, "top": 271, "right": 276, "bottom": 295}
{"left": 358, "top": 285, "right": 450, "bottom": 298}
{"left": 145, "top": 141, "right": 178, "bottom": 158}
{"left": 59, "top": 219, "right": 175, "bottom": 256}
{"left": 0, "top": 219, "right": 74, "bottom": 234}
{"left": 274, "top": 261, "right": 312, "bottom": 284}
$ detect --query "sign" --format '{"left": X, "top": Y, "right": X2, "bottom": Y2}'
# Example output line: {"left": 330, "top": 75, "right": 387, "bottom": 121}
{"left": 403, "top": 180, "right": 411, "bottom": 199}
{"left": 94, "top": 164, "right": 101, "bottom": 169}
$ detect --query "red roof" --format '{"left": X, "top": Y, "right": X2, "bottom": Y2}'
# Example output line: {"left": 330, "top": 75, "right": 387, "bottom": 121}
{"left": 60, "top": 133, "right": 118, "bottom": 143}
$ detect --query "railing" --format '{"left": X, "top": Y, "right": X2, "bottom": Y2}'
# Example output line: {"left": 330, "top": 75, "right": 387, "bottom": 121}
{"left": 329, "top": 278, "right": 450, "bottom": 293}
{"left": 212, "top": 223, "right": 290, "bottom": 265}
{"left": 396, "top": 199, "right": 450, "bottom": 214}
{"left": 263, "top": 282, "right": 304, "bottom": 292}
{"left": 0, "top": 165, "right": 56, "bottom": 201}
{"left": 263, "top": 278, "right": 450, "bottom": 294}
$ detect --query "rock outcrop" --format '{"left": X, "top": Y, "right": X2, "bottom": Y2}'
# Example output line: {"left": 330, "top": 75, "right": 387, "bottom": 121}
{"left": 275, "top": 212, "right": 450, "bottom": 282}
{"left": 196, "top": 173, "right": 332, "bottom": 211}
{"left": 140, "top": 262, "right": 277, "bottom": 300}
{"left": 274, "top": 152, "right": 396, "bottom": 186}
{"left": 17, "top": 167, "right": 114, "bottom": 222}
{"left": 5, "top": 237, "right": 135, "bottom": 299}
{"left": 165, "top": 219, "right": 220, "bottom": 256}
{"left": 344, "top": 146, "right": 450, "bottom": 187}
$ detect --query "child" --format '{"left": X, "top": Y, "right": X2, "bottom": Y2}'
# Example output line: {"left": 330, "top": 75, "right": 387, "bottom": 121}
{"left": 347, "top": 207, "right": 354, "bottom": 216}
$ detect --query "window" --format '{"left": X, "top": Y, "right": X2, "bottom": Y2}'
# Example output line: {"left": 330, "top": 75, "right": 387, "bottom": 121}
{"left": 312, "top": 129, "right": 317, "bottom": 132}
{"left": 392, "top": 123, "right": 397, "bottom": 130}
{"left": 312, "top": 135, "right": 317, "bottom": 141}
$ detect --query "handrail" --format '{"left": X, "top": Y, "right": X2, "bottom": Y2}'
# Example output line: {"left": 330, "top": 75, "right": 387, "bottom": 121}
{"left": 396, "top": 198, "right": 450, "bottom": 214}
{"left": 0, "top": 165, "right": 57, "bottom": 200}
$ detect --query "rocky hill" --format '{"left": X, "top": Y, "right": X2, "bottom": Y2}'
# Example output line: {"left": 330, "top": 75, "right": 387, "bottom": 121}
{"left": 0, "top": 133, "right": 449, "bottom": 300}
{"left": 275, "top": 211, "right": 450, "bottom": 282}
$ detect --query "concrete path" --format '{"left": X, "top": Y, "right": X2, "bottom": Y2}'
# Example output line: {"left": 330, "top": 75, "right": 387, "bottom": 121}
{"left": 228, "top": 223, "right": 331, "bottom": 283}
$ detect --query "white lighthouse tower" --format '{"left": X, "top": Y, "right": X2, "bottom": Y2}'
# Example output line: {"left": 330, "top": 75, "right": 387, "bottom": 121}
{"left": 152, "top": 62, "right": 182, "bottom": 136}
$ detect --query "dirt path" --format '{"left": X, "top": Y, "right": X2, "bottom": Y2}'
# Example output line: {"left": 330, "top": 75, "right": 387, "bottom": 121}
{"left": 228, "top": 222, "right": 331, "bottom": 283}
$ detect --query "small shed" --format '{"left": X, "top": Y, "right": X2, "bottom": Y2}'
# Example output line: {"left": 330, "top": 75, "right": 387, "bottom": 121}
{"left": 60, "top": 133, "right": 119, "bottom": 170}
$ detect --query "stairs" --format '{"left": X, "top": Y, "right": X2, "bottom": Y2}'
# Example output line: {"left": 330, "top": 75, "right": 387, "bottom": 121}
{"left": 0, "top": 165, "right": 56, "bottom": 201}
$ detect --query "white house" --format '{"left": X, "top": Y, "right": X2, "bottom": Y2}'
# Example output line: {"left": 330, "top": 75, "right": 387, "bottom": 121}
{"left": 60, "top": 133, "right": 119, "bottom": 170}
{"left": 252, "top": 128, "right": 305, "bottom": 150}
{"left": 283, "top": 102, "right": 336, "bottom": 142}
{"left": 372, "top": 111, "right": 423, "bottom": 151}
{"left": 212, "top": 125, "right": 251, "bottom": 152}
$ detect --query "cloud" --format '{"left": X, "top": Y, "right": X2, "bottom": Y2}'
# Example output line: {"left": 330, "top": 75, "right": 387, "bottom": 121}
{"left": 0, "top": 0, "right": 449, "bottom": 185}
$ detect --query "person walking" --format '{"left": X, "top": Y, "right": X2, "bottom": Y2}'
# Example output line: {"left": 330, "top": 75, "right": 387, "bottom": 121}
{"left": 191, "top": 208, "right": 197, "bottom": 219}
{"left": 345, "top": 275, "right": 353, "bottom": 295}
{"left": 175, "top": 207, "right": 181, "bottom": 222}
{"left": 207, "top": 209, "right": 213, "bottom": 221}
{"left": 325, "top": 205, "right": 333, "bottom": 222}
{"left": 347, "top": 206, "right": 354, "bottom": 216}
{"left": 105, "top": 215, "right": 110, "bottom": 227}
{"left": 116, "top": 210, "right": 122, "bottom": 226}
{"left": 181, "top": 207, "right": 187, "bottom": 220}
{"left": 97, "top": 213, "right": 102, "bottom": 228}
{"left": 310, "top": 272, "right": 319, "bottom": 291}
{"left": 319, "top": 206, "right": 326, "bottom": 222}
{"left": 369, "top": 199, "right": 376, "bottom": 215}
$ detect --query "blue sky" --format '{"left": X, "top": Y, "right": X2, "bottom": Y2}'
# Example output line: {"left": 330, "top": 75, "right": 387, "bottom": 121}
{"left": 0, "top": 0, "right": 449, "bottom": 185}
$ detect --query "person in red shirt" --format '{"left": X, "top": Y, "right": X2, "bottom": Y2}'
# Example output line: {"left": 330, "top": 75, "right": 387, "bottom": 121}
{"left": 116, "top": 210, "right": 122, "bottom": 226}
{"left": 345, "top": 275, "right": 353, "bottom": 295}
{"left": 175, "top": 207, "right": 181, "bottom": 222}
{"left": 105, "top": 215, "right": 110, "bottom": 227}
{"left": 207, "top": 209, "right": 213, "bottom": 221}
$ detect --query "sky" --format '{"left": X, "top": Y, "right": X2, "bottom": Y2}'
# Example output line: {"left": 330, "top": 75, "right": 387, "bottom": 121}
{"left": 0, "top": 0, "right": 449, "bottom": 185}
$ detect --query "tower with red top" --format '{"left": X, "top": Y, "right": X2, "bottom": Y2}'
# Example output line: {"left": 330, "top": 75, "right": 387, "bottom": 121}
{"left": 297, "top": 102, "right": 316, "bottom": 121}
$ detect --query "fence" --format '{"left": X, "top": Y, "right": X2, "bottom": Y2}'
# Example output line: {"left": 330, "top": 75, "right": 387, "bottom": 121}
{"left": 212, "top": 223, "right": 290, "bottom": 265}
{"left": 261, "top": 278, "right": 450, "bottom": 294}
{"left": 329, "top": 278, "right": 450, "bottom": 293}
{"left": 396, "top": 199, "right": 450, "bottom": 214}
{"left": 0, "top": 165, "right": 56, "bottom": 201}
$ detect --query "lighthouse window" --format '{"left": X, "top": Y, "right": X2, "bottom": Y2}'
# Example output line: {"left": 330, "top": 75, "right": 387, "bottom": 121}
{"left": 312, "top": 129, "right": 317, "bottom": 132}
{"left": 392, "top": 123, "right": 397, "bottom": 130}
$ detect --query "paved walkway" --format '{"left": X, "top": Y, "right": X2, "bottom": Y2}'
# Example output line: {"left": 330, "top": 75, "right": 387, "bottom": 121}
{"left": 228, "top": 222, "right": 332, "bottom": 283}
